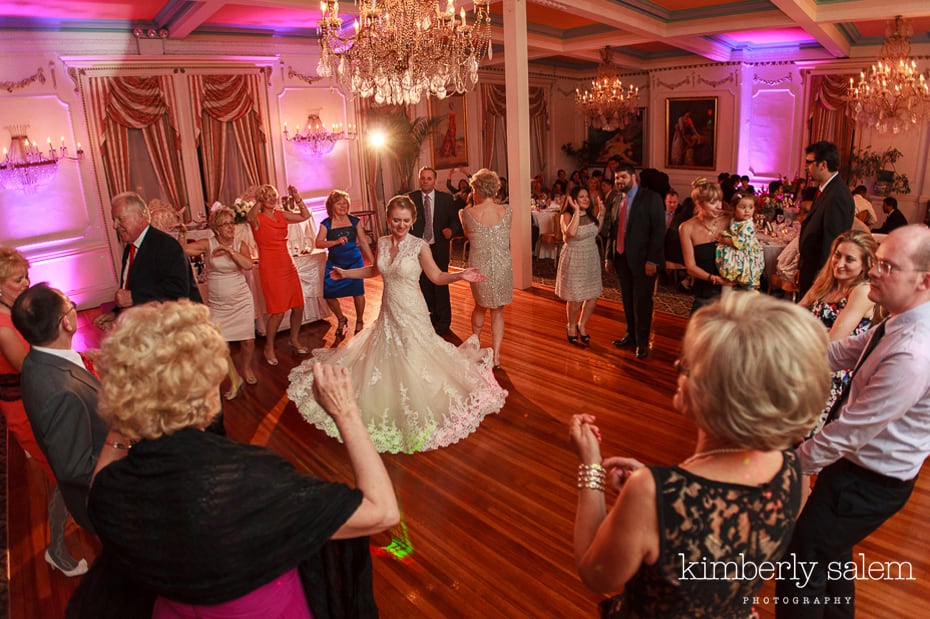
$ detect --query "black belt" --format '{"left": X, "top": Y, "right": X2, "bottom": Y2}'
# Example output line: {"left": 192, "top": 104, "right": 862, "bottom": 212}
{"left": 836, "top": 458, "right": 916, "bottom": 489}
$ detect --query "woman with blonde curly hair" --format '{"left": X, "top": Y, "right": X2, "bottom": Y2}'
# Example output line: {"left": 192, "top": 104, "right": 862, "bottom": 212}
{"left": 570, "top": 292, "right": 830, "bottom": 618}
{"left": 679, "top": 178, "right": 733, "bottom": 314}
{"left": 798, "top": 229, "right": 878, "bottom": 436}
{"left": 72, "top": 300, "right": 398, "bottom": 619}
{"left": 248, "top": 183, "right": 311, "bottom": 365}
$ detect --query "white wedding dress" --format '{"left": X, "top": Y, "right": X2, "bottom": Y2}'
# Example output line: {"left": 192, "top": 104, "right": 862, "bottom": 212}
{"left": 288, "top": 234, "right": 508, "bottom": 454}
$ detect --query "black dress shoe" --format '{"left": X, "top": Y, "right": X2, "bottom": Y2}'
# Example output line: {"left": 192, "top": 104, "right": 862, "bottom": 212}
{"left": 635, "top": 346, "right": 650, "bottom": 359}
{"left": 612, "top": 334, "right": 635, "bottom": 348}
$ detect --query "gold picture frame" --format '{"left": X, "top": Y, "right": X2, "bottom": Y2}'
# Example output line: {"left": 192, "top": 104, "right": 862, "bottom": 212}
{"left": 429, "top": 93, "right": 468, "bottom": 170}
{"left": 665, "top": 97, "right": 717, "bottom": 170}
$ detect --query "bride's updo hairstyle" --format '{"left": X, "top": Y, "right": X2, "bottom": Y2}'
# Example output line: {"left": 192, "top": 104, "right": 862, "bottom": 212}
{"left": 386, "top": 195, "right": 418, "bottom": 222}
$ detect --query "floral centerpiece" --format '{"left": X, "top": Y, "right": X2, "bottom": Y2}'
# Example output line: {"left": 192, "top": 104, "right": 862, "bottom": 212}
{"left": 756, "top": 193, "right": 791, "bottom": 220}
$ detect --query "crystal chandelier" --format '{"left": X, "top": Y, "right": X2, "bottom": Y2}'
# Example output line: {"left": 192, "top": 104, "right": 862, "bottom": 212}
{"left": 316, "top": 0, "right": 493, "bottom": 105}
{"left": 283, "top": 112, "right": 357, "bottom": 158}
{"left": 575, "top": 47, "right": 640, "bottom": 131}
{"left": 0, "top": 125, "right": 84, "bottom": 192}
{"left": 848, "top": 16, "right": 930, "bottom": 134}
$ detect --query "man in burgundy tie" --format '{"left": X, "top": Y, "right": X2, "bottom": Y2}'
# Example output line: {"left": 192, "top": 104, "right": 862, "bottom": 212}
{"left": 604, "top": 165, "right": 665, "bottom": 359}
{"left": 93, "top": 191, "right": 202, "bottom": 331}
{"left": 797, "top": 141, "right": 854, "bottom": 297}
{"left": 13, "top": 283, "right": 109, "bottom": 572}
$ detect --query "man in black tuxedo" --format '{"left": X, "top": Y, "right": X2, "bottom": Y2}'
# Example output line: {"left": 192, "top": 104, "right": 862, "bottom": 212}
{"left": 605, "top": 165, "right": 665, "bottom": 359}
{"left": 873, "top": 196, "right": 908, "bottom": 234}
{"left": 798, "top": 141, "right": 855, "bottom": 297}
{"left": 93, "top": 191, "right": 202, "bottom": 331}
{"left": 14, "top": 283, "right": 107, "bottom": 536}
{"left": 409, "top": 166, "right": 461, "bottom": 334}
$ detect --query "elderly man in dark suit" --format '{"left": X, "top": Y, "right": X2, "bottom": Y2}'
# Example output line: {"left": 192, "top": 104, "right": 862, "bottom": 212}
{"left": 605, "top": 165, "right": 665, "bottom": 359}
{"left": 798, "top": 141, "right": 855, "bottom": 297}
{"left": 409, "top": 166, "right": 461, "bottom": 334}
{"left": 93, "top": 191, "right": 201, "bottom": 331}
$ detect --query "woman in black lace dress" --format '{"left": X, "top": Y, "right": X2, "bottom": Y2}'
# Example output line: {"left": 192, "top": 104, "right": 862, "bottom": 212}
{"left": 569, "top": 293, "right": 831, "bottom": 618}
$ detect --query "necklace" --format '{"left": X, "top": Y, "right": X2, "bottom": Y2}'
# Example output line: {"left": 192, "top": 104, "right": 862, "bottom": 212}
{"left": 681, "top": 448, "right": 750, "bottom": 466}
{"left": 700, "top": 215, "right": 722, "bottom": 237}
{"left": 0, "top": 297, "right": 11, "bottom": 310}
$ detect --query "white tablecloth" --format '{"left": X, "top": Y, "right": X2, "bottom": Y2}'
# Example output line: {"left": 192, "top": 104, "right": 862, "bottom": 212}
{"left": 757, "top": 225, "right": 798, "bottom": 280}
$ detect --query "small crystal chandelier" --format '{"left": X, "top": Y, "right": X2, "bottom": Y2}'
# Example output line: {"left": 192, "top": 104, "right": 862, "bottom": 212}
{"left": 283, "top": 112, "right": 357, "bottom": 158}
{"left": 848, "top": 16, "right": 930, "bottom": 134}
{"left": 316, "top": 0, "right": 493, "bottom": 105}
{"left": 575, "top": 47, "right": 640, "bottom": 132}
{"left": 0, "top": 124, "right": 84, "bottom": 192}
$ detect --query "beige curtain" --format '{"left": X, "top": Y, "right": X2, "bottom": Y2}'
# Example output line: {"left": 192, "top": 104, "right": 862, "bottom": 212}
{"left": 809, "top": 74, "right": 857, "bottom": 174}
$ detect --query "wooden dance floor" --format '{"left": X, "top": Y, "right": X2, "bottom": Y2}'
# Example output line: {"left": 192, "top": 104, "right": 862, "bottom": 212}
{"left": 7, "top": 279, "right": 930, "bottom": 618}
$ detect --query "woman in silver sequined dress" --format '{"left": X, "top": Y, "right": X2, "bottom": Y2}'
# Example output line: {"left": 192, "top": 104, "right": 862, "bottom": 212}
{"left": 460, "top": 169, "right": 513, "bottom": 368}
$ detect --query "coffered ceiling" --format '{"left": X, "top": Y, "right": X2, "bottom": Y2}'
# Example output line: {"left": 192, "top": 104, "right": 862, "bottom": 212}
{"left": 2, "top": 0, "right": 929, "bottom": 73}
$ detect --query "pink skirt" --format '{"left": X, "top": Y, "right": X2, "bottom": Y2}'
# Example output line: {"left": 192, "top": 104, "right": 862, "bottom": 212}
{"left": 152, "top": 568, "right": 312, "bottom": 619}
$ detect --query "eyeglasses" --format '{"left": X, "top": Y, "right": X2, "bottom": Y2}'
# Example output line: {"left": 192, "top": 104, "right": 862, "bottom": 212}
{"left": 674, "top": 358, "right": 690, "bottom": 376}
{"left": 874, "top": 259, "right": 928, "bottom": 277}
{"left": 59, "top": 299, "right": 77, "bottom": 323}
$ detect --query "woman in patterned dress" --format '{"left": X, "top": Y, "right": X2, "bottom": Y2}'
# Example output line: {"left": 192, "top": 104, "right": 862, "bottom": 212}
{"left": 798, "top": 229, "right": 877, "bottom": 436}
{"left": 316, "top": 190, "right": 374, "bottom": 338}
{"left": 247, "top": 184, "right": 311, "bottom": 366}
{"left": 555, "top": 185, "right": 603, "bottom": 344}
{"left": 460, "top": 168, "right": 512, "bottom": 368}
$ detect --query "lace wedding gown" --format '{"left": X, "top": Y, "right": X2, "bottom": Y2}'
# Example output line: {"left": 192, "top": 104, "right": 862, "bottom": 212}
{"left": 288, "top": 234, "right": 507, "bottom": 454}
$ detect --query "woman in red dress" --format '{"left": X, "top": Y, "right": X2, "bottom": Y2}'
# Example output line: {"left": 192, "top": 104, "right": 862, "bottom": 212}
{"left": 248, "top": 184, "right": 312, "bottom": 366}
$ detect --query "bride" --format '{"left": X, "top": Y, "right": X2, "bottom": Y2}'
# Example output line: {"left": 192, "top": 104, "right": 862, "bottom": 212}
{"left": 288, "top": 195, "right": 508, "bottom": 454}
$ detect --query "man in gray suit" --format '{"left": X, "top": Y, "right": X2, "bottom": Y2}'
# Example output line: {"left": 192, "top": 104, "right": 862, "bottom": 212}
{"left": 13, "top": 284, "right": 107, "bottom": 539}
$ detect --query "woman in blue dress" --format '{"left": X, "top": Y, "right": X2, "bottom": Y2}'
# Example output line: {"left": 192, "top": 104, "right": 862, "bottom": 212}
{"left": 316, "top": 190, "right": 375, "bottom": 336}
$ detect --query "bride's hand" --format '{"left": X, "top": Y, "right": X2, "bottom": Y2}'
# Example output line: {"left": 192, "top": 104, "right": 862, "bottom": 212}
{"left": 460, "top": 268, "right": 486, "bottom": 283}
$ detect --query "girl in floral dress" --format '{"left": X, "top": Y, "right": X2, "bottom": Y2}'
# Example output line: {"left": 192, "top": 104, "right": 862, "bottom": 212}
{"left": 716, "top": 195, "right": 764, "bottom": 290}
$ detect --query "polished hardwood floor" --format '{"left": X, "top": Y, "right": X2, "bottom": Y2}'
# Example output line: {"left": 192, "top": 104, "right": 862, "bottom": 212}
{"left": 7, "top": 279, "right": 930, "bottom": 618}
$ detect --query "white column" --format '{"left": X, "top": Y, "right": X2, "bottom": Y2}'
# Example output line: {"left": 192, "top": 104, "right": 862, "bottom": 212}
{"left": 502, "top": 0, "right": 533, "bottom": 289}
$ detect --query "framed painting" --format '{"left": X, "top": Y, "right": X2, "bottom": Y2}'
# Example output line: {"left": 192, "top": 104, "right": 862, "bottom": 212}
{"left": 665, "top": 97, "right": 717, "bottom": 169}
{"left": 587, "top": 107, "right": 646, "bottom": 168}
{"left": 429, "top": 93, "right": 468, "bottom": 169}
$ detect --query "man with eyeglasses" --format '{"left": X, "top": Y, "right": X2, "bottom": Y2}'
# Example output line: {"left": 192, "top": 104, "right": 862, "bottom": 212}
{"left": 12, "top": 283, "right": 108, "bottom": 574}
{"left": 797, "top": 141, "right": 855, "bottom": 297}
{"left": 776, "top": 224, "right": 930, "bottom": 618}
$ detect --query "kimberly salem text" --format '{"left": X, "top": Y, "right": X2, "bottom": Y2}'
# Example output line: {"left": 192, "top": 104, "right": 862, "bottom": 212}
{"left": 679, "top": 552, "right": 915, "bottom": 588}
